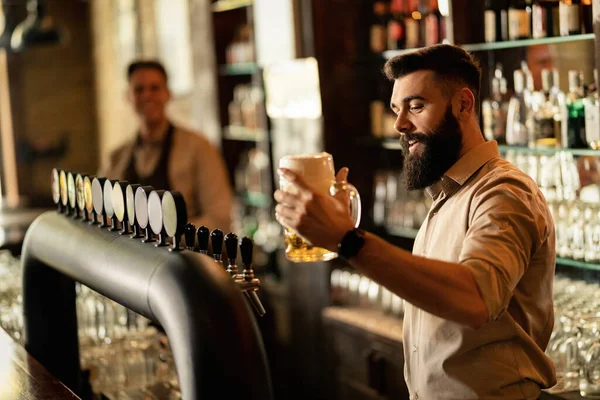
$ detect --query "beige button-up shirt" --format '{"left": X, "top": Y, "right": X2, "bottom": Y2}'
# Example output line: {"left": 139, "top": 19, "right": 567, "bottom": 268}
{"left": 404, "top": 141, "right": 556, "bottom": 399}
{"left": 99, "top": 125, "right": 233, "bottom": 232}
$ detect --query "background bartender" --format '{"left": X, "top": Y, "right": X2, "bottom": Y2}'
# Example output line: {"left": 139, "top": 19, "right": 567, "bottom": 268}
{"left": 100, "top": 60, "right": 233, "bottom": 231}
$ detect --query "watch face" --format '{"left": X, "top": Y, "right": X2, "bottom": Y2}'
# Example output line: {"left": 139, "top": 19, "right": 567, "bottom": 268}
{"left": 84, "top": 177, "right": 94, "bottom": 213}
{"left": 103, "top": 180, "right": 114, "bottom": 218}
{"left": 126, "top": 185, "right": 136, "bottom": 225}
{"left": 51, "top": 169, "right": 60, "bottom": 204}
{"left": 92, "top": 178, "right": 104, "bottom": 215}
{"left": 59, "top": 170, "right": 68, "bottom": 206}
{"left": 75, "top": 174, "right": 85, "bottom": 210}
{"left": 162, "top": 192, "right": 177, "bottom": 237}
{"left": 148, "top": 191, "right": 163, "bottom": 235}
{"left": 135, "top": 187, "right": 149, "bottom": 229}
{"left": 67, "top": 173, "right": 76, "bottom": 209}
{"left": 112, "top": 183, "right": 125, "bottom": 222}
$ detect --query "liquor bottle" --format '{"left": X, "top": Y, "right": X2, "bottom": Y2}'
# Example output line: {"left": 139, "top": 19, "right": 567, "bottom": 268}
{"left": 405, "top": 0, "right": 422, "bottom": 48}
{"left": 424, "top": 0, "right": 442, "bottom": 45}
{"left": 508, "top": 0, "right": 532, "bottom": 40}
{"left": 533, "top": 68, "right": 564, "bottom": 147}
{"left": 562, "top": 70, "right": 587, "bottom": 148}
{"left": 506, "top": 70, "right": 530, "bottom": 146}
{"left": 371, "top": 1, "right": 389, "bottom": 53}
{"left": 533, "top": 0, "right": 560, "bottom": 37}
{"left": 584, "top": 70, "right": 600, "bottom": 149}
{"left": 485, "top": 0, "right": 509, "bottom": 42}
{"left": 482, "top": 64, "right": 510, "bottom": 143}
{"left": 582, "top": 0, "right": 593, "bottom": 33}
{"left": 559, "top": 0, "right": 581, "bottom": 36}
{"left": 388, "top": 0, "right": 406, "bottom": 50}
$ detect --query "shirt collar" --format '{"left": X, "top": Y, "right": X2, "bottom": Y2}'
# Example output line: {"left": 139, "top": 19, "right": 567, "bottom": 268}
{"left": 426, "top": 141, "right": 500, "bottom": 199}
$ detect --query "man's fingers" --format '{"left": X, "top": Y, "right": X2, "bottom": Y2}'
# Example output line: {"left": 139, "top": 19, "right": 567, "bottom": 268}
{"left": 274, "top": 189, "right": 302, "bottom": 207}
{"left": 336, "top": 167, "right": 349, "bottom": 182}
{"left": 278, "top": 168, "right": 312, "bottom": 191}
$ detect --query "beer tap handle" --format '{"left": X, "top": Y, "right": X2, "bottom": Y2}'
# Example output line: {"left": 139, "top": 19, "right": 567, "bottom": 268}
{"left": 210, "top": 229, "right": 224, "bottom": 263}
{"left": 240, "top": 236, "right": 254, "bottom": 281}
{"left": 197, "top": 226, "right": 209, "bottom": 255}
{"left": 184, "top": 223, "right": 196, "bottom": 250}
{"left": 224, "top": 233, "right": 238, "bottom": 276}
{"left": 244, "top": 291, "right": 266, "bottom": 317}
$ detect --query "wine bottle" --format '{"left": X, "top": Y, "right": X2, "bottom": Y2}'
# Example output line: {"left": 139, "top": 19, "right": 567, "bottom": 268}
{"left": 559, "top": 0, "right": 581, "bottom": 36}
{"left": 485, "top": 0, "right": 509, "bottom": 42}
{"left": 388, "top": 0, "right": 406, "bottom": 50}
{"left": 371, "top": 1, "right": 389, "bottom": 53}
{"left": 424, "top": 0, "right": 442, "bottom": 45}
{"left": 405, "top": 0, "right": 422, "bottom": 48}
{"left": 508, "top": 0, "right": 532, "bottom": 40}
{"left": 582, "top": 0, "right": 593, "bottom": 33}
{"left": 532, "top": 0, "right": 560, "bottom": 37}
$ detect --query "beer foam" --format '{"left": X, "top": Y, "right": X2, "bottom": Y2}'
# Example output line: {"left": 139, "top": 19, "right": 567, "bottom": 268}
{"left": 279, "top": 152, "right": 335, "bottom": 193}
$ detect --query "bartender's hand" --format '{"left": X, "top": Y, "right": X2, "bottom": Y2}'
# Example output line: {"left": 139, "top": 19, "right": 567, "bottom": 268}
{"left": 274, "top": 167, "right": 355, "bottom": 252}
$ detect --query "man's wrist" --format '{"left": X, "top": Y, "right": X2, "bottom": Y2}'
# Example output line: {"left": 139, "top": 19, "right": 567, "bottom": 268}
{"left": 338, "top": 228, "right": 366, "bottom": 260}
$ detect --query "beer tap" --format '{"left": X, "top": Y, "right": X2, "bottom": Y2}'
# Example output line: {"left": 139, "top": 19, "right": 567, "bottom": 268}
{"left": 103, "top": 179, "right": 120, "bottom": 231}
{"left": 134, "top": 186, "right": 155, "bottom": 243}
{"left": 84, "top": 176, "right": 96, "bottom": 223}
{"left": 184, "top": 223, "right": 196, "bottom": 250}
{"left": 162, "top": 191, "right": 187, "bottom": 252}
{"left": 210, "top": 229, "right": 224, "bottom": 265}
{"left": 239, "top": 237, "right": 266, "bottom": 317}
{"left": 91, "top": 177, "right": 108, "bottom": 227}
{"left": 126, "top": 184, "right": 144, "bottom": 238}
{"left": 197, "top": 226, "right": 209, "bottom": 255}
{"left": 224, "top": 233, "right": 239, "bottom": 277}
{"left": 67, "top": 172, "right": 78, "bottom": 219}
{"left": 112, "top": 181, "right": 132, "bottom": 235}
{"left": 148, "top": 190, "right": 168, "bottom": 247}
{"left": 51, "top": 168, "right": 62, "bottom": 213}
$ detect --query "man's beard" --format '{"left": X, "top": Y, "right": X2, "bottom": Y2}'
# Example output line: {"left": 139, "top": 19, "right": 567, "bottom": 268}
{"left": 400, "top": 105, "right": 463, "bottom": 190}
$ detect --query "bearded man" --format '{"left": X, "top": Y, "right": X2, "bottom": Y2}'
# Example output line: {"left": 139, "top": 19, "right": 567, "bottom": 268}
{"left": 273, "top": 45, "right": 557, "bottom": 399}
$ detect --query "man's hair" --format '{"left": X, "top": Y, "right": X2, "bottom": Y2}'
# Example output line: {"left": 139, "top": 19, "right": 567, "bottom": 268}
{"left": 127, "top": 60, "right": 168, "bottom": 82}
{"left": 383, "top": 44, "right": 482, "bottom": 114}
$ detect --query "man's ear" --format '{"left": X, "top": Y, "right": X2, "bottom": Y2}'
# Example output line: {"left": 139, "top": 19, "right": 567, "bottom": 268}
{"left": 458, "top": 87, "right": 475, "bottom": 119}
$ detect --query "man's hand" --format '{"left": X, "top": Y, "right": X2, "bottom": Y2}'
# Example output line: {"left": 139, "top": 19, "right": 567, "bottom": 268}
{"left": 274, "top": 167, "right": 355, "bottom": 252}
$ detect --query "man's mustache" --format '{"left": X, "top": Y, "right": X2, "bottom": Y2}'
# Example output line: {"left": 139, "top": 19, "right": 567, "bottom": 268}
{"left": 400, "top": 133, "right": 429, "bottom": 144}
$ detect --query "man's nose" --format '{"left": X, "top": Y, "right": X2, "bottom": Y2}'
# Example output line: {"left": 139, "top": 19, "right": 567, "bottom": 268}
{"left": 394, "top": 112, "right": 413, "bottom": 134}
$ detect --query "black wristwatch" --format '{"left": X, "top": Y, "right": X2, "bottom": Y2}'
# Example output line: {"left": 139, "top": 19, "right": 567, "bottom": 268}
{"left": 338, "top": 228, "right": 366, "bottom": 260}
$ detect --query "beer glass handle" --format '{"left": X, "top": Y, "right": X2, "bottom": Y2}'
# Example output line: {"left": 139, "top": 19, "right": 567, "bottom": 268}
{"left": 332, "top": 181, "right": 362, "bottom": 228}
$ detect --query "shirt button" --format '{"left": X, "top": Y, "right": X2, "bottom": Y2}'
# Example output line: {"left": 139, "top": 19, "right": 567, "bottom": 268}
{"left": 414, "top": 392, "right": 419, "bottom": 399}
{"left": 412, "top": 345, "right": 418, "bottom": 353}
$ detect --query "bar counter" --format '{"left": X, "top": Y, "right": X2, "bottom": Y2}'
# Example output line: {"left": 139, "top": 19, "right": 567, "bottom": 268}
{"left": 0, "top": 326, "right": 79, "bottom": 399}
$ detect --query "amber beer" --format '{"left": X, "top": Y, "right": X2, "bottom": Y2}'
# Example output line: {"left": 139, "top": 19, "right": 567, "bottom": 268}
{"left": 279, "top": 152, "right": 361, "bottom": 262}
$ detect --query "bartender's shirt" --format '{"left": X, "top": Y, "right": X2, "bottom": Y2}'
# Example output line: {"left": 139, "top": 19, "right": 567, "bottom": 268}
{"left": 99, "top": 125, "right": 233, "bottom": 231}
{"left": 404, "top": 141, "right": 557, "bottom": 399}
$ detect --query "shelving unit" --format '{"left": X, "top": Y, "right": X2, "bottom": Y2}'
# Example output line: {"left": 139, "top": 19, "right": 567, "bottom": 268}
{"left": 218, "top": 62, "right": 259, "bottom": 76}
{"left": 223, "top": 125, "right": 267, "bottom": 142}
{"left": 211, "top": 0, "right": 253, "bottom": 12}
{"left": 382, "top": 34, "right": 596, "bottom": 59}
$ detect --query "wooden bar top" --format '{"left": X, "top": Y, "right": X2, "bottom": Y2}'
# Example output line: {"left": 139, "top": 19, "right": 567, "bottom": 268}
{"left": 0, "top": 328, "right": 80, "bottom": 400}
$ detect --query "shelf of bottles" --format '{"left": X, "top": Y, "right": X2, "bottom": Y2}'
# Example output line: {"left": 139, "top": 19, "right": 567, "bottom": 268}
{"left": 373, "top": 0, "right": 594, "bottom": 57}
{"left": 211, "top": 0, "right": 253, "bottom": 12}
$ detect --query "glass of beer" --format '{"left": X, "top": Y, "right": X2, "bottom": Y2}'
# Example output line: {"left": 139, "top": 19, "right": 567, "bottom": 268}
{"left": 279, "top": 152, "right": 361, "bottom": 262}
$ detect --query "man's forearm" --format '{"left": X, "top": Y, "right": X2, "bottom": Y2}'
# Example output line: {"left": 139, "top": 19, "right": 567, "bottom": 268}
{"left": 348, "top": 232, "right": 488, "bottom": 329}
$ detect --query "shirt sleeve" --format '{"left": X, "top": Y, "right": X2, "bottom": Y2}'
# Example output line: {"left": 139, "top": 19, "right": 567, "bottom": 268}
{"left": 459, "top": 174, "right": 551, "bottom": 321}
